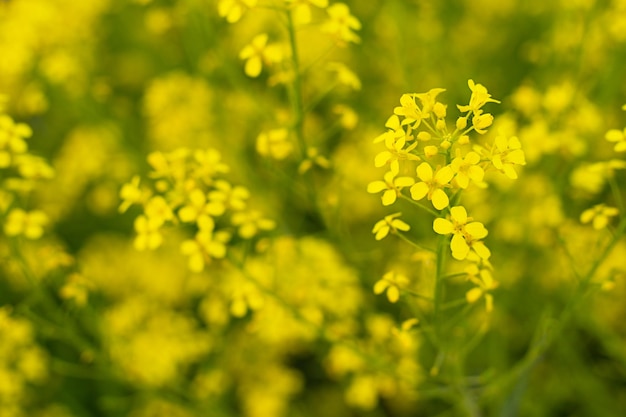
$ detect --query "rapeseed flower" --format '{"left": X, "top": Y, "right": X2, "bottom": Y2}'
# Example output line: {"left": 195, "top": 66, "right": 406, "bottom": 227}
{"left": 580, "top": 204, "right": 619, "bottom": 230}
{"left": 3, "top": 208, "right": 48, "bottom": 239}
{"left": 373, "top": 132, "right": 420, "bottom": 173}
{"left": 321, "top": 3, "right": 361, "bottom": 45}
{"left": 373, "top": 271, "right": 410, "bottom": 303}
{"left": 287, "top": 0, "right": 329, "bottom": 25}
{"left": 218, "top": 0, "right": 257, "bottom": 23}
{"left": 372, "top": 213, "right": 410, "bottom": 240}
{"left": 410, "top": 162, "right": 454, "bottom": 210}
{"left": 487, "top": 134, "right": 527, "bottom": 179}
{"left": 605, "top": 127, "right": 626, "bottom": 152}
{"left": 457, "top": 79, "right": 500, "bottom": 114}
{"left": 257, "top": 128, "right": 294, "bottom": 160}
{"left": 433, "top": 206, "right": 490, "bottom": 260}
{"left": 451, "top": 150, "right": 484, "bottom": 189}
{"left": 367, "top": 168, "right": 415, "bottom": 206}
{"left": 239, "top": 34, "right": 284, "bottom": 78}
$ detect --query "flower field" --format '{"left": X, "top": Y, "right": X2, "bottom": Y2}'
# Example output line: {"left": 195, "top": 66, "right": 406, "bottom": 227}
{"left": 2, "top": 1, "right": 626, "bottom": 416}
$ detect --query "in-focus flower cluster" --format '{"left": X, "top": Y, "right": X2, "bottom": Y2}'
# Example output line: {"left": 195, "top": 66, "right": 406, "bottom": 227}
{"left": 369, "top": 80, "right": 527, "bottom": 311}
{"left": 120, "top": 148, "right": 275, "bottom": 272}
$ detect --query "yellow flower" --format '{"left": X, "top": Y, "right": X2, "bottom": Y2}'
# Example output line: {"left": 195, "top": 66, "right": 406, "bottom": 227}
{"left": 465, "top": 261, "right": 498, "bottom": 312}
{"left": 119, "top": 176, "right": 150, "bottom": 213}
{"left": 457, "top": 79, "right": 500, "bottom": 114}
{"left": 580, "top": 204, "right": 619, "bottom": 230}
{"left": 178, "top": 189, "right": 224, "bottom": 223}
{"left": 415, "top": 88, "right": 446, "bottom": 118}
{"left": 4, "top": 208, "right": 48, "bottom": 239}
{"left": 181, "top": 216, "right": 231, "bottom": 272}
{"left": 256, "top": 128, "right": 293, "bottom": 160}
{"left": 321, "top": 3, "right": 361, "bottom": 45}
{"left": 605, "top": 128, "right": 626, "bottom": 152}
{"left": 298, "top": 147, "right": 331, "bottom": 174}
{"left": 433, "top": 206, "right": 490, "bottom": 260}
{"left": 451, "top": 151, "right": 484, "bottom": 189}
{"left": 239, "top": 34, "right": 283, "bottom": 78}
{"left": 410, "top": 163, "right": 454, "bottom": 210}
{"left": 471, "top": 111, "right": 494, "bottom": 134}
{"left": 193, "top": 149, "right": 229, "bottom": 182}
{"left": 287, "top": 0, "right": 329, "bottom": 25}
{"left": 373, "top": 271, "right": 410, "bottom": 303}
{"left": 231, "top": 210, "right": 275, "bottom": 238}
{"left": 218, "top": 0, "right": 257, "bottom": 23}
{"left": 0, "top": 115, "right": 31, "bottom": 167}
{"left": 326, "top": 62, "right": 361, "bottom": 90}
{"left": 207, "top": 180, "right": 249, "bottom": 212}
{"left": 372, "top": 212, "right": 410, "bottom": 240}
{"left": 144, "top": 196, "right": 174, "bottom": 224}
{"left": 367, "top": 168, "right": 414, "bottom": 206}
{"left": 489, "top": 134, "right": 526, "bottom": 179}
{"left": 394, "top": 94, "right": 423, "bottom": 129}
{"left": 373, "top": 132, "right": 420, "bottom": 173}
{"left": 133, "top": 214, "right": 163, "bottom": 250}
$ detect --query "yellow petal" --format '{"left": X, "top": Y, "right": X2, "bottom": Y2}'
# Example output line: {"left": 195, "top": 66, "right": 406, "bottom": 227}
{"left": 382, "top": 190, "right": 396, "bottom": 206}
{"left": 367, "top": 181, "right": 387, "bottom": 193}
{"left": 373, "top": 280, "right": 389, "bottom": 294}
{"left": 433, "top": 218, "right": 453, "bottom": 235}
{"left": 465, "top": 222, "right": 488, "bottom": 239}
{"left": 244, "top": 57, "right": 262, "bottom": 77}
{"left": 387, "top": 286, "right": 400, "bottom": 303}
{"left": 395, "top": 177, "right": 415, "bottom": 187}
{"left": 416, "top": 162, "right": 433, "bottom": 181}
{"left": 431, "top": 189, "right": 449, "bottom": 210}
{"left": 472, "top": 241, "right": 491, "bottom": 259}
{"left": 450, "top": 206, "right": 468, "bottom": 223}
{"left": 435, "top": 166, "right": 454, "bottom": 184}
{"left": 450, "top": 235, "right": 469, "bottom": 260}
{"left": 391, "top": 219, "right": 411, "bottom": 232}
{"left": 410, "top": 182, "right": 429, "bottom": 201}
{"left": 466, "top": 287, "right": 483, "bottom": 304}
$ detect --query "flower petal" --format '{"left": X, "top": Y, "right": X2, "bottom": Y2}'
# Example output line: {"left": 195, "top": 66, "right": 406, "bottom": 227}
{"left": 431, "top": 189, "right": 449, "bottom": 210}
{"left": 433, "top": 218, "right": 454, "bottom": 234}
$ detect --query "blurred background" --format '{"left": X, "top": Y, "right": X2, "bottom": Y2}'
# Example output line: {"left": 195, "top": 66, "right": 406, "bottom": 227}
{"left": 2, "top": 0, "right": 626, "bottom": 416}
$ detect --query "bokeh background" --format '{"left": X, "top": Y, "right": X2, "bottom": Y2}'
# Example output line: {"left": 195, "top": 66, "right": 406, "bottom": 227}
{"left": 2, "top": 0, "right": 626, "bottom": 416}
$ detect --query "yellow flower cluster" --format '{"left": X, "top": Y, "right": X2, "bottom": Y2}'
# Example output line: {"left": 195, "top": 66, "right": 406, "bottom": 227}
{"left": 369, "top": 80, "right": 527, "bottom": 311}
{"left": 578, "top": 104, "right": 626, "bottom": 231}
{"left": 0, "top": 307, "right": 48, "bottom": 415}
{"left": 221, "top": 0, "right": 360, "bottom": 172}
{"left": 120, "top": 148, "right": 275, "bottom": 272}
{"left": 0, "top": 99, "right": 54, "bottom": 240}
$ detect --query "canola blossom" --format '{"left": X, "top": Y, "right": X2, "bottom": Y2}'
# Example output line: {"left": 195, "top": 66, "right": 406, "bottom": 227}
{"left": 1, "top": 1, "right": 626, "bottom": 416}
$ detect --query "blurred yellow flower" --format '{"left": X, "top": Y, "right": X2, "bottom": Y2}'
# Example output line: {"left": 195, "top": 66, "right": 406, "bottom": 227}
{"left": 3, "top": 208, "right": 48, "bottom": 239}
{"left": 321, "top": 3, "right": 361, "bottom": 45}
{"left": 373, "top": 271, "right": 410, "bottom": 303}
{"left": 218, "top": 0, "right": 257, "bottom": 23}
{"left": 372, "top": 212, "right": 410, "bottom": 240}
{"left": 580, "top": 204, "right": 619, "bottom": 230}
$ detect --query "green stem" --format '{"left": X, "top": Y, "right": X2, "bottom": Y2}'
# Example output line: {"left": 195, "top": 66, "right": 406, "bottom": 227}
{"left": 285, "top": 10, "right": 306, "bottom": 159}
{"left": 434, "top": 233, "right": 447, "bottom": 328}
{"left": 485, "top": 216, "right": 626, "bottom": 398}
{"left": 403, "top": 288, "right": 434, "bottom": 302}
{"left": 609, "top": 174, "right": 624, "bottom": 215}
{"left": 395, "top": 231, "right": 436, "bottom": 253}
{"left": 399, "top": 193, "right": 440, "bottom": 217}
